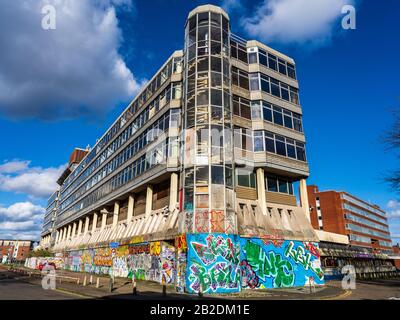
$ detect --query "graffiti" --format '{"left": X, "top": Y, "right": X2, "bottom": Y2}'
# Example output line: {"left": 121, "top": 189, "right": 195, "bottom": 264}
{"left": 186, "top": 234, "right": 241, "bottom": 293}
{"left": 191, "top": 234, "right": 239, "bottom": 266}
{"left": 129, "top": 243, "right": 150, "bottom": 255}
{"left": 243, "top": 240, "right": 294, "bottom": 288}
{"left": 130, "top": 236, "right": 145, "bottom": 244}
{"left": 175, "top": 234, "right": 187, "bottom": 250}
{"left": 176, "top": 250, "right": 187, "bottom": 293}
{"left": 195, "top": 211, "right": 209, "bottom": 233}
{"left": 304, "top": 242, "right": 321, "bottom": 259}
{"left": 160, "top": 243, "right": 175, "bottom": 284}
{"left": 94, "top": 248, "right": 112, "bottom": 267}
{"left": 150, "top": 242, "right": 161, "bottom": 256}
{"left": 284, "top": 241, "right": 324, "bottom": 280}
{"left": 210, "top": 210, "right": 224, "bottom": 233}
{"left": 113, "top": 256, "right": 129, "bottom": 278}
{"left": 240, "top": 260, "right": 259, "bottom": 289}
{"left": 240, "top": 238, "right": 324, "bottom": 289}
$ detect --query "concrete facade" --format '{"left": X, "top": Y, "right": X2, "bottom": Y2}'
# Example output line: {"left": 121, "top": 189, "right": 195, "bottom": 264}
{"left": 39, "top": 5, "right": 323, "bottom": 293}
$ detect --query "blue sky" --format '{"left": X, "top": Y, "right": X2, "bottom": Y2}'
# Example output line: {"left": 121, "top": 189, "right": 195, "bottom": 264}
{"left": 0, "top": 0, "right": 399, "bottom": 243}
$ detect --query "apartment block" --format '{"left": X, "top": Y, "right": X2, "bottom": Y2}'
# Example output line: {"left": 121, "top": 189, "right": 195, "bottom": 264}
{"left": 306, "top": 185, "right": 393, "bottom": 254}
{"left": 38, "top": 5, "right": 324, "bottom": 293}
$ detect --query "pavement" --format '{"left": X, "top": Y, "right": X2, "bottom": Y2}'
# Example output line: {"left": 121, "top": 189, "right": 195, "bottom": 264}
{"left": 0, "top": 265, "right": 351, "bottom": 300}
{"left": 1, "top": 265, "right": 399, "bottom": 300}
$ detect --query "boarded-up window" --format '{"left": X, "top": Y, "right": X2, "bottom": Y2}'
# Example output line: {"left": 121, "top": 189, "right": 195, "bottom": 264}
{"left": 153, "top": 180, "right": 170, "bottom": 210}
{"left": 134, "top": 191, "right": 146, "bottom": 216}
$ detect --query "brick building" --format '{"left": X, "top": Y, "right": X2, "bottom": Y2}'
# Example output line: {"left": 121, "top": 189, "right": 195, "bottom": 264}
{"left": 0, "top": 240, "right": 35, "bottom": 263}
{"left": 305, "top": 185, "right": 393, "bottom": 254}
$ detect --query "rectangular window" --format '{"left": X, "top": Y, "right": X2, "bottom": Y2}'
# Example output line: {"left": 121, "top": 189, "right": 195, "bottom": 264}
{"left": 275, "top": 135, "right": 286, "bottom": 156}
{"left": 296, "top": 142, "right": 306, "bottom": 161}
{"left": 267, "top": 176, "right": 278, "bottom": 192}
{"left": 273, "top": 106, "right": 283, "bottom": 126}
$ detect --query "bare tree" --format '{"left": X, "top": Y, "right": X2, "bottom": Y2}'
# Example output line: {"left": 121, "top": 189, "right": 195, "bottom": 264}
{"left": 384, "top": 108, "right": 400, "bottom": 193}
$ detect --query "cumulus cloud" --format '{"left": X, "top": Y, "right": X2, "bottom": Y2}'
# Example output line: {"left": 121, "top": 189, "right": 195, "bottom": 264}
{"left": 242, "top": 0, "right": 355, "bottom": 47}
{"left": 0, "top": 160, "right": 66, "bottom": 199}
{"left": 221, "top": 0, "right": 244, "bottom": 13}
{"left": 0, "top": 202, "right": 45, "bottom": 240}
{"left": 387, "top": 200, "right": 400, "bottom": 219}
{"left": 0, "top": 160, "right": 31, "bottom": 174}
{"left": 0, "top": 0, "right": 145, "bottom": 120}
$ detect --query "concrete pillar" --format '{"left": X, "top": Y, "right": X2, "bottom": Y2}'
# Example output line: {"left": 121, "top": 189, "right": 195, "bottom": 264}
{"left": 169, "top": 173, "right": 178, "bottom": 211}
{"left": 145, "top": 185, "right": 153, "bottom": 217}
{"left": 67, "top": 224, "right": 72, "bottom": 240}
{"left": 72, "top": 222, "right": 77, "bottom": 238}
{"left": 101, "top": 209, "right": 107, "bottom": 230}
{"left": 299, "top": 179, "right": 310, "bottom": 221}
{"left": 256, "top": 168, "right": 267, "bottom": 215}
{"left": 84, "top": 216, "right": 90, "bottom": 235}
{"left": 112, "top": 201, "right": 120, "bottom": 228}
{"left": 92, "top": 212, "right": 98, "bottom": 232}
{"left": 78, "top": 219, "right": 83, "bottom": 235}
{"left": 127, "top": 195, "right": 135, "bottom": 222}
{"left": 63, "top": 227, "right": 68, "bottom": 241}
{"left": 58, "top": 229, "right": 63, "bottom": 243}
{"left": 55, "top": 230, "right": 60, "bottom": 243}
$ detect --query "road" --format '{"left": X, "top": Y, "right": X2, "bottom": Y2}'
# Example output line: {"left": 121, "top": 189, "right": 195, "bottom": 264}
{"left": 1, "top": 268, "right": 399, "bottom": 300}
{"left": 0, "top": 270, "right": 84, "bottom": 300}
{"left": 328, "top": 279, "right": 400, "bottom": 300}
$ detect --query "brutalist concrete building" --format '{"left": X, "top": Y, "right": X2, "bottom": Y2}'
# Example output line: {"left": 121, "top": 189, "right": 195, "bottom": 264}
{"left": 39, "top": 5, "right": 324, "bottom": 293}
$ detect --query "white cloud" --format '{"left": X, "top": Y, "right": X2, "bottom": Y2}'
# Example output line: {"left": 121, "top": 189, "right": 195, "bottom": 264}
{"left": 0, "top": 160, "right": 66, "bottom": 199}
{"left": 0, "top": 0, "right": 145, "bottom": 120}
{"left": 221, "top": 0, "right": 243, "bottom": 13}
{"left": 387, "top": 200, "right": 400, "bottom": 219}
{"left": 242, "top": 0, "right": 355, "bottom": 47}
{"left": 0, "top": 202, "right": 45, "bottom": 221}
{"left": 0, "top": 201, "right": 45, "bottom": 240}
{"left": 0, "top": 160, "right": 31, "bottom": 174}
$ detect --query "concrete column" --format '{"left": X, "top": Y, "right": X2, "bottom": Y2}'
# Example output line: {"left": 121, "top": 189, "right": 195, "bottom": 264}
{"left": 101, "top": 209, "right": 107, "bottom": 230}
{"left": 72, "top": 222, "right": 77, "bottom": 238}
{"left": 77, "top": 219, "right": 83, "bottom": 235}
{"left": 127, "top": 195, "right": 135, "bottom": 222}
{"left": 256, "top": 168, "right": 267, "bottom": 215}
{"left": 58, "top": 229, "right": 63, "bottom": 243}
{"left": 55, "top": 230, "right": 59, "bottom": 243}
{"left": 84, "top": 216, "right": 90, "bottom": 235}
{"left": 63, "top": 227, "right": 68, "bottom": 241}
{"left": 67, "top": 224, "right": 72, "bottom": 240}
{"left": 92, "top": 212, "right": 98, "bottom": 232}
{"left": 169, "top": 173, "right": 178, "bottom": 211}
{"left": 112, "top": 201, "right": 120, "bottom": 228}
{"left": 145, "top": 185, "right": 153, "bottom": 217}
{"left": 299, "top": 179, "right": 310, "bottom": 221}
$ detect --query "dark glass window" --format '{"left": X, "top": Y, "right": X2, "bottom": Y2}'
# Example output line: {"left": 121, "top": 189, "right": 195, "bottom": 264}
{"left": 197, "top": 57, "right": 209, "bottom": 72}
{"left": 211, "top": 26, "right": 221, "bottom": 41}
{"left": 273, "top": 106, "right": 283, "bottom": 125}
{"left": 189, "top": 16, "right": 197, "bottom": 30}
{"left": 198, "top": 12, "right": 209, "bottom": 26}
{"left": 288, "top": 183, "right": 294, "bottom": 195}
{"left": 210, "top": 12, "right": 220, "bottom": 26}
{"left": 296, "top": 142, "right": 306, "bottom": 161}
{"left": 211, "top": 56, "right": 221, "bottom": 72}
{"left": 259, "top": 50, "right": 268, "bottom": 67}
{"left": 275, "top": 135, "right": 286, "bottom": 156}
{"left": 222, "top": 16, "right": 229, "bottom": 31}
{"left": 283, "top": 110, "right": 293, "bottom": 129}
{"left": 211, "top": 89, "right": 222, "bottom": 106}
{"left": 278, "top": 179, "right": 288, "bottom": 193}
{"left": 286, "top": 139, "right": 296, "bottom": 159}
{"left": 287, "top": 63, "right": 296, "bottom": 79}
{"left": 293, "top": 114, "right": 303, "bottom": 132}
{"left": 268, "top": 54, "right": 277, "bottom": 70}
{"left": 278, "top": 59, "right": 287, "bottom": 75}
{"left": 265, "top": 133, "right": 275, "bottom": 153}
{"left": 270, "top": 79, "right": 280, "bottom": 97}
{"left": 281, "top": 85, "right": 290, "bottom": 101}
{"left": 267, "top": 177, "right": 278, "bottom": 192}
{"left": 263, "top": 104, "right": 273, "bottom": 122}
{"left": 211, "top": 166, "right": 224, "bottom": 184}
{"left": 260, "top": 76, "right": 270, "bottom": 93}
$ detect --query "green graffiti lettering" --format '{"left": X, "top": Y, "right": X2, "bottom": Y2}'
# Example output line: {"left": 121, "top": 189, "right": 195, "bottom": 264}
{"left": 244, "top": 240, "right": 294, "bottom": 288}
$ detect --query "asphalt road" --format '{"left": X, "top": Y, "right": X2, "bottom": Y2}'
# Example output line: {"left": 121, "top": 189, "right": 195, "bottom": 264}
{"left": 328, "top": 279, "right": 400, "bottom": 300}
{"left": 0, "top": 270, "right": 84, "bottom": 300}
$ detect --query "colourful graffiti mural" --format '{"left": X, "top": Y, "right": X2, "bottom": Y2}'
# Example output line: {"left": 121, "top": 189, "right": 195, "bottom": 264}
{"left": 186, "top": 234, "right": 241, "bottom": 294}
{"left": 240, "top": 238, "right": 324, "bottom": 289}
